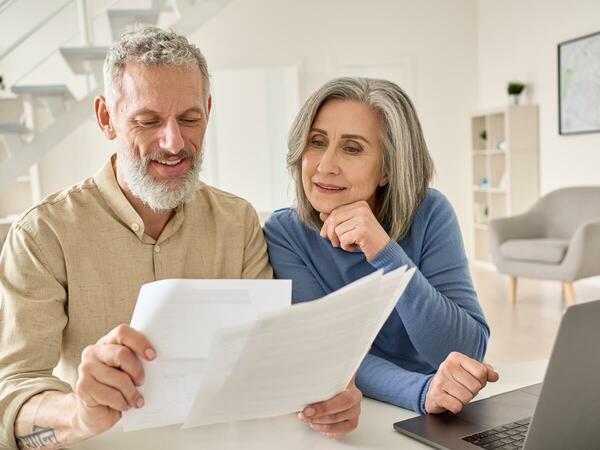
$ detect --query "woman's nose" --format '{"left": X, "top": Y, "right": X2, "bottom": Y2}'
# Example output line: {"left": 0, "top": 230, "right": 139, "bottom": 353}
{"left": 316, "top": 145, "right": 340, "bottom": 175}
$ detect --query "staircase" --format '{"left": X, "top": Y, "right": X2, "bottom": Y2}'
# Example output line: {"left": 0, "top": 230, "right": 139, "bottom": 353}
{"left": 0, "top": 0, "right": 231, "bottom": 227}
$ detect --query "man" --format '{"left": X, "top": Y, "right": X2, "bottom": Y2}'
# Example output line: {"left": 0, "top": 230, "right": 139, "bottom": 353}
{"left": 0, "top": 27, "right": 360, "bottom": 450}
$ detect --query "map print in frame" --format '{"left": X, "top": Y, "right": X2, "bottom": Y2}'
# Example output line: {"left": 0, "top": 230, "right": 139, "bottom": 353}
{"left": 558, "top": 31, "right": 600, "bottom": 135}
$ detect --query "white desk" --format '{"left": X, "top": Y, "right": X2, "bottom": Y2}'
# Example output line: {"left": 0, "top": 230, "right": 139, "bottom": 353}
{"left": 74, "top": 360, "right": 547, "bottom": 450}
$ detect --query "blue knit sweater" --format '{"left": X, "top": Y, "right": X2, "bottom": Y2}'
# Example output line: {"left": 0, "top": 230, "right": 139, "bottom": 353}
{"left": 263, "top": 189, "right": 489, "bottom": 413}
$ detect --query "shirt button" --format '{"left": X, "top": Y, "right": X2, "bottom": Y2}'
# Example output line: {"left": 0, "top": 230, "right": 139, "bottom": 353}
{"left": 131, "top": 223, "right": 140, "bottom": 232}
{"left": 154, "top": 245, "right": 161, "bottom": 253}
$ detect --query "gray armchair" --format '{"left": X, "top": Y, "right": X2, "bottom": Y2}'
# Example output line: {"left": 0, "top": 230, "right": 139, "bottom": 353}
{"left": 489, "top": 187, "right": 600, "bottom": 305}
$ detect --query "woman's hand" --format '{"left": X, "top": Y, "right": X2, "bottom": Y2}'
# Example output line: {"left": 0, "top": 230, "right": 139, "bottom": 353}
{"left": 425, "top": 352, "right": 499, "bottom": 414}
{"left": 320, "top": 200, "right": 391, "bottom": 260}
{"left": 298, "top": 377, "right": 363, "bottom": 438}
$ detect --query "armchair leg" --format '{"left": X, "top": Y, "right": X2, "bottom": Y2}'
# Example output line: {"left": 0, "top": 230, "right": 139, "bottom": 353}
{"left": 562, "top": 282, "right": 576, "bottom": 306}
{"left": 509, "top": 276, "right": 518, "bottom": 305}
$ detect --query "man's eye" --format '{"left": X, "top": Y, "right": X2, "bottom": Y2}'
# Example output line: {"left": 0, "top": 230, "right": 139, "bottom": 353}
{"left": 138, "top": 120, "right": 159, "bottom": 127}
{"left": 179, "top": 118, "right": 201, "bottom": 125}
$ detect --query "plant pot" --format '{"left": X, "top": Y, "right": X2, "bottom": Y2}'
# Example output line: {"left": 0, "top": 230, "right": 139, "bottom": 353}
{"left": 509, "top": 94, "right": 520, "bottom": 106}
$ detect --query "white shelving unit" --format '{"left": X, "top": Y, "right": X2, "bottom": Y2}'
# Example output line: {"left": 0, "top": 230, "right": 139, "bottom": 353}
{"left": 471, "top": 105, "right": 539, "bottom": 264}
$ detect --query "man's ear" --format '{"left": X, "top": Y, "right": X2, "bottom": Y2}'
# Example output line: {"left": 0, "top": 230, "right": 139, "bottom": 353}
{"left": 94, "top": 96, "right": 117, "bottom": 140}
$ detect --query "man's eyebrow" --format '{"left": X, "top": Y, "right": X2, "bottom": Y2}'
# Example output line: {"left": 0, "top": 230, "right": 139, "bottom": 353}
{"left": 310, "top": 128, "right": 370, "bottom": 144}
{"left": 129, "top": 107, "right": 205, "bottom": 117}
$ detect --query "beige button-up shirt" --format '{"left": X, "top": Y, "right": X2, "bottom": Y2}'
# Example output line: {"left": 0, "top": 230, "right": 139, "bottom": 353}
{"left": 0, "top": 157, "right": 272, "bottom": 449}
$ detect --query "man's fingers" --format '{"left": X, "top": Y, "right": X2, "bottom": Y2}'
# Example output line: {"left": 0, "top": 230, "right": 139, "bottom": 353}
{"left": 77, "top": 374, "right": 129, "bottom": 412}
{"left": 303, "top": 389, "right": 361, "bottom": 418}
{"left": 92, "top": 343, "right": 145, "bottom": 387}
{"left": 91, "top": 362, "right": 143, "bottom": 408}
{"left": 305, "top": 403, "right": 360, "bottom": 425}
{"left": 98, "top": 324, "right": 156, "bottom": 362}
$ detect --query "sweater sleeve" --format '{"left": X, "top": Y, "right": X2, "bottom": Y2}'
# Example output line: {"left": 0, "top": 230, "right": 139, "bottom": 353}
{"left": 263, "top": 213, "right": 328, "bottom": 301}
{"left": 368, "top": 196, "right": 490, "bottom": 368}
{"left": 356, "top": 354, "right": 433, "bottom": 414}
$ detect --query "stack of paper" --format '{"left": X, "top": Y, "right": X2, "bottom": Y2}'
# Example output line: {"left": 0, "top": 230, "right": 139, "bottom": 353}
{"left": 122, "top": 279, "right": 292, "bottom": 431}
{"left": 122, "top": 267, "right": 415, "bottom": 431}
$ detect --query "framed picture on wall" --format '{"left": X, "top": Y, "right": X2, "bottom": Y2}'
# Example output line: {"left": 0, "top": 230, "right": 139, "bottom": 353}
{"left": 558, "top": 30, "right": 600, "bottom": 135}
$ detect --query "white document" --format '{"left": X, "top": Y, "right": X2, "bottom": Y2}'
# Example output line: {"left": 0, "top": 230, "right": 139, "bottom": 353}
{"left": 121, "top": 279, "right": 291, "bottom": 431}
{"left": 182, "top": 266, "right": 415, "bottom": 428}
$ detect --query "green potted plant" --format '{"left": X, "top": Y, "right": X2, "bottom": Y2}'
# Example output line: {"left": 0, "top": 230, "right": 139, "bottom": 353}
{"left": 507, "top": 81, "right": 525, "bottom": 105}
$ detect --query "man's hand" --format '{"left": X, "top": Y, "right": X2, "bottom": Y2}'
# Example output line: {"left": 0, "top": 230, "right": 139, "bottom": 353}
{"left": 319, "top": 201, "right": 391, "bottom": 260}
{"left": 298, "top": 378, "right": 363, "bottom": 438}
{"left": 425, "top": 352, "right": 499, "bottom": 414}
{"left": 72, "top": 324, "right": 156, "bottom": 437}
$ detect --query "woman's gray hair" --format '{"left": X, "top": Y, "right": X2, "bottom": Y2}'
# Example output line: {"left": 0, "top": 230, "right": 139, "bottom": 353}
{"left": 288, "top": 77, "right": 434, "bottom": 241}
{"left": 103, "top": 25, "right": 210, "bottom": 105}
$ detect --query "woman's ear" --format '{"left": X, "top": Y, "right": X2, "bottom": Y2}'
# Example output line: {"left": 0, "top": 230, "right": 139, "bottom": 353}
{"left": 379, "top": 173, "right": 389, "bottom": 187}
{"left": 94, "top": 96, "right": 117, "bottom": 140}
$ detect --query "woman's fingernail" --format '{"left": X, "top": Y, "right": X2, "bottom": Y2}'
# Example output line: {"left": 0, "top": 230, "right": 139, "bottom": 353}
{"left": 145, "top": 348, "right": 156, "bottom": 360}
{"left": 137, "top": 397, "right": 145, "bottom": 408}
{"left": 304, "top": 407, "right": 315, "bottom": 417}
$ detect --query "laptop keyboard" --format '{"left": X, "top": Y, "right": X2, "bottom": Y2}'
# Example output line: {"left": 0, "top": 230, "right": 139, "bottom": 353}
{"left": 462, "top": 417, "right": 530, "bottom": 449}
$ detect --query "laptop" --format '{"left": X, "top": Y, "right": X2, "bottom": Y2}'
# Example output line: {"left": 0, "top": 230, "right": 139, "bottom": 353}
{"left": 393, "top": 299, "right": 600, "bottom": 450}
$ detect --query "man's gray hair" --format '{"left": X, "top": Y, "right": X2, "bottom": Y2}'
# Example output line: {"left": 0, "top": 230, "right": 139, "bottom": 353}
{"left": 287, "top": 77, "right": 434, "bottom": 241}
{"left": 103, "top": 25, "right": 210, "bottom": 104}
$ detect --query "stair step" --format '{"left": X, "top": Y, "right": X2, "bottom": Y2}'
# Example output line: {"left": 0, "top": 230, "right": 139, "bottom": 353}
{"left": 0, "top": 123, "right": 30, "bottom": 134}
{"left": 60, "top": 47, "right": 108, "bottom": 87}
{"left": 108, "top": 9, "right": 161, "bottom": 41}
{"left": 11, "top": 84, "right": 74, "bottom": 101}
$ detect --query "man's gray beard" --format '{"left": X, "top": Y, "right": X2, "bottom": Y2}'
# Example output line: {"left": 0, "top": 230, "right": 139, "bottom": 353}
{"left": 119, "top": 149, "right": 202, "bottom": 212}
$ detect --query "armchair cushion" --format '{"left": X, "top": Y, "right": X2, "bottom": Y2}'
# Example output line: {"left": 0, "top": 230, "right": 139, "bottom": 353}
{"left": 500, "top": 238, "right": 569, "bottom": 264}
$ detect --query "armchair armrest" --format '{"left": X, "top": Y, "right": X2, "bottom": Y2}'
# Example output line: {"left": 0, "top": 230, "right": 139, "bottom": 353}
{"left": 488, "top": 211, "right": 543, "bottom": 245}
{"left": 561, "top": 219, "right": 600, "bottom": 280}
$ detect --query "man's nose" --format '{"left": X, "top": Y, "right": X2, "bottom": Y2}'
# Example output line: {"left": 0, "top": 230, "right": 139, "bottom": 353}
{"left": 158, "top": 118, "right": 185, "bottom": 153}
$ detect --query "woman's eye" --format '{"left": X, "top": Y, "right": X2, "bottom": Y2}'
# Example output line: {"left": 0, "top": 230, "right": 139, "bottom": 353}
{"left": 344, "top": 146, "right": 362, "bottom": 154}
{"left": 311, "top": 138, "right": 327, "bottom": 147}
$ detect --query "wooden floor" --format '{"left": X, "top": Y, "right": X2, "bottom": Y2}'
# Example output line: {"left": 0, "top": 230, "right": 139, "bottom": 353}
{"left": 471, "top": 265, "right": 600, "bottom": 366}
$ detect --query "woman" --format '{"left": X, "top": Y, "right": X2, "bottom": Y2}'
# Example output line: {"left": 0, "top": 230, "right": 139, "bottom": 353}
{"left": 264, "top": 77, "right": 498, "bottom": 436}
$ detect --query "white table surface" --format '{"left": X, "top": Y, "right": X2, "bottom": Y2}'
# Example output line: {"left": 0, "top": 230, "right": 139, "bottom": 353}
{"left": 73, "top": 360, "right": 548, "bottom": 450}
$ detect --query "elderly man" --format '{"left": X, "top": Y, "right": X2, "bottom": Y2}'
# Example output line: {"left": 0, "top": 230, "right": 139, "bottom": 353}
{"left": 0, "top": 27, "right": 360, "bottom": 450}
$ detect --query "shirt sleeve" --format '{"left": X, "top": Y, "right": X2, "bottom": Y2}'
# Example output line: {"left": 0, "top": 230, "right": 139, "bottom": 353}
{"left": 0, "top": 222, "right": 72, "bottom": 450}
{"left": 241, "top": 204, "right": 273, "bottom": 280}
{"left": 368, "top": 197, "right": 490, "bottom": 368}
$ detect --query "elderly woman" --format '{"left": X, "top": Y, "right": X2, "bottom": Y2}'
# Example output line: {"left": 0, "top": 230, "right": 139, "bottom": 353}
{"left": 264, "top": 77, "right": 498, "bottom": 436}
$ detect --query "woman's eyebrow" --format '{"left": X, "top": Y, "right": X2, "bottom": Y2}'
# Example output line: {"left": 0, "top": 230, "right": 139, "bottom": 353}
{"left": 310, "top": 128, "right": 370, "bottom": 144}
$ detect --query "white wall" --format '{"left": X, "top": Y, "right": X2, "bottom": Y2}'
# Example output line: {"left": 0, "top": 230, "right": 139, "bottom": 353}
{"left": 189, "top": 0, "right": 479, "bottom": 247}
{"left": 2, "top": 0, "right": 480, "bottom": 253}
{"left": 477, "top": 0, "right": 600, "bottom": 194}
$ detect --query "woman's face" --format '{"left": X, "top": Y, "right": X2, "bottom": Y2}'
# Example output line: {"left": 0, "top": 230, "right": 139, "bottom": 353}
{"left": 301, "top": 99, "right": 388, "bottom": 214}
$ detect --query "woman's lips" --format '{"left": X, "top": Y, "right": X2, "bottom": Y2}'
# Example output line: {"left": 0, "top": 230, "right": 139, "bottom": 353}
{"left": 314, "top": 182, "right": 346, "bottom": 194}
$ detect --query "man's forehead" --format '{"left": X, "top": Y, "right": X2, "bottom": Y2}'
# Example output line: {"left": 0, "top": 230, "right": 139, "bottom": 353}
{"left": 116, "top": 62, "right": 206, "bottom": 114}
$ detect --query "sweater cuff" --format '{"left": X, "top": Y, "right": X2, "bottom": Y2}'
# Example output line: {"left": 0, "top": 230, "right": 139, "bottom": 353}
{"left": 418, "top": 374, "right": 435, "bottom": 415}
{"left": 368, "top": 239, "right": 410, "bottom": 272}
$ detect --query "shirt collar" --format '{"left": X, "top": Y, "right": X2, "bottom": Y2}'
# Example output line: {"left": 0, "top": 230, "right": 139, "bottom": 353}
{"left": 93, "top": 154, "right": 186, "bottom": 243}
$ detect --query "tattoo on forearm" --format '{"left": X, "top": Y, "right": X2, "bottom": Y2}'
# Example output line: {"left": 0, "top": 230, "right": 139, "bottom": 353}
{"left": 16, "top": 425, "right": 59, "bottom": 449}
